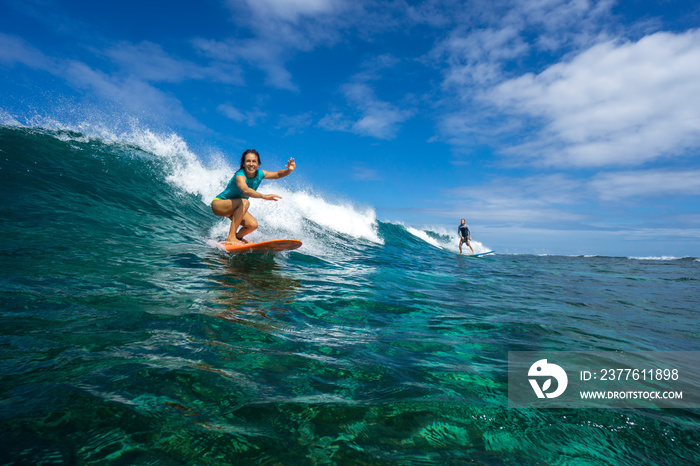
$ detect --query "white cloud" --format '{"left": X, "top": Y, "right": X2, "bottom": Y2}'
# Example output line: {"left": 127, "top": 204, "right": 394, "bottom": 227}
{"left": 242, "top": 0, "right": 341, "bottom": 23}
{"left": 209, "top": 1, "right": 434, "bottom": 92}
{"left": 432, "top": 201, "right": 585, "bottom": 226}
{"left": 0, "top": 33, "right": 58, "bottom": 72}
{"left": 276, "top": 112, "right": 313, "bottom": 135}
{"left": 591, "top": 169, "right": 700, "bottom": 200}
{"left": 317, "top": 84, "right": 412, "bottom": 139}
{"left": 0, "top": 34, "right": 203, "bottom": 129}
{"left": 490, "top": 29, "right": 700, "bottom": 167}
{"left": 317, "top": 112, "right": 354, "bottom": 133}
{"left": 104, "top": 41, "right": 242, "bottom": 85}
{"left": 434, "top": 167, "right": 700, "bottom": 237}
{"left": 433, "top": 0, "right": 618, "bottom": 151}
{"left": 201, "top": 0, "right": 348, "bottom": 90}
{"left": 318, "top": 55, "right": 413, "bottom": 139}
{"left": 441, "top": 26, "right": 528, "bottom": 87}
{"left": 345, "top": 83, "right": 413, "bottom": 139}
{"left": 217, "top": 103, "right": 266, "bottom": 126}
{"left": 352, "top": 165, "right": 382, "bottom": 181}
{"left": 436, "top": 0, "right": 614, "bottom": 89}
{"left": 64, "top": 61, "right": 204, "bottom": 129}
{"left": 194, "top": 36, "right": 297, "bottom": 90}
{"left": 442, "top": 173, "right": 587, "bottom": 225}
{"left": 451, "top": 173, "right": 583, "bottom": 203}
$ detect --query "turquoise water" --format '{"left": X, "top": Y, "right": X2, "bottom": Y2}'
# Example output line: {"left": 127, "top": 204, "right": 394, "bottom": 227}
{"left": 1, "top": 125, "right": 699, "bottom": 464}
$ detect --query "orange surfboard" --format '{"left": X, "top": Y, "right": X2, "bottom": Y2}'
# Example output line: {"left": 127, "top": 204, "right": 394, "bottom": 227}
{"left": 218, "top": 239, "right": 302, "bottom": 254}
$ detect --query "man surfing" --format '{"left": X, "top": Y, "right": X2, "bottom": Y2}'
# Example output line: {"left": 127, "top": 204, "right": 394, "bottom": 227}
{"left": 458, "top": 218, "right": 475, "bottom": 254}
{"left": 211, "top": 149, "right": 295, "bottom": 244}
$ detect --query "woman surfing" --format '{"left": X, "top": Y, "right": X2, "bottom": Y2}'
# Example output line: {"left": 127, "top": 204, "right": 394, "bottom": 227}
{"left": 211, "top": 149, "right": 295, "bottom": 244}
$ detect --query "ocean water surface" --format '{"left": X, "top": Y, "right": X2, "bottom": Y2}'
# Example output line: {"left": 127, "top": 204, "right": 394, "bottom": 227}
{"left": 1, "top": 124, "right": 698, "bottom": 464}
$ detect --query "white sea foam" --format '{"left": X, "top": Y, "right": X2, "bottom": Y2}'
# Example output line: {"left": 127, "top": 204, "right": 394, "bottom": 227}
{"left": 402, "top": 223, "right": 492, "bottom": 254}
{"left": 0, "top": 108, "right": 22, "bottom": 127}
{"left": 406, "top": 227, "right": 441, "bottom": 248}
{"left": 627, "top": 256, "right": 682, "bottom": 261}
{"left": 207, "top": 186, "right": 383, "bottom": 259}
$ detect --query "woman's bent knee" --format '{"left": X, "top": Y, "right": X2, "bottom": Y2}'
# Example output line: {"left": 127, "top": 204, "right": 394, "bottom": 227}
{"left": 241, "top": 215, "right": 258, "bottom": 231}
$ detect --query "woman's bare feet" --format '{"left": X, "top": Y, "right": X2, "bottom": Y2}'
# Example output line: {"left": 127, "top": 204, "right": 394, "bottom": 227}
{"left": 224, "top": 238, "right": 245, "bottom": 245}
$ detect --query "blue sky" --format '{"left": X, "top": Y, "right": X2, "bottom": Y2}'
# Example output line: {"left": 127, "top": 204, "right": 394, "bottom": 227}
{"left": 1, "top": 0, "right": 699, "bottom": 256}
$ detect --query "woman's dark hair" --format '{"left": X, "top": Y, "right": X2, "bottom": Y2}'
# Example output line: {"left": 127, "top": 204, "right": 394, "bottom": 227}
{"left": 240, "top": 149, "right": 261, "bottom": 169}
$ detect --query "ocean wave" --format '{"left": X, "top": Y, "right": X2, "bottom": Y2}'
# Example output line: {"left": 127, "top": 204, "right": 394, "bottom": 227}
{"left": 627, "top": 256, "right": 685, "bottom": 261}
{"left": 0, "top": 120, "right": 384, "bottom": 261}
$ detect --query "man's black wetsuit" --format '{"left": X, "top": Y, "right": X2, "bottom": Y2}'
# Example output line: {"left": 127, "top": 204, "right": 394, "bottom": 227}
{"left": 458, "top": 224, "right": 470, "bottom": 239}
